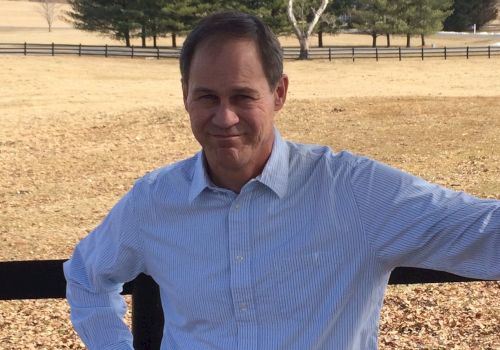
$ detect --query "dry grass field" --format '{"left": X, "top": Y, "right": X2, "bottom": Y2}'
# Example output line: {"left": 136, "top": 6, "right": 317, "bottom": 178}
{"left": 1, "top": 1, "right": 500, "bottom": 349}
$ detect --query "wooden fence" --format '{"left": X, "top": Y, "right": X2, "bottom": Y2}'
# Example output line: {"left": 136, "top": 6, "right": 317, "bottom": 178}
{"left": 0, "top": 259, "right": 487, "bottom": 349}
{"left": 0, "top": 42, "right": 499, "bottom": 60}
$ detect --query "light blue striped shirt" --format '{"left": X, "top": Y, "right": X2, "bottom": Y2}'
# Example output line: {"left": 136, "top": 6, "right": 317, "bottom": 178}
{"left": 64, "top": 130, "right": 500, "bottom": 350}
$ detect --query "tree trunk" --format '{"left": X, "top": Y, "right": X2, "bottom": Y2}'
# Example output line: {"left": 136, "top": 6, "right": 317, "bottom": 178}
{"left": 372, "top": 33, "right": 377, "bottom": 47}
{"left": 386, "top": 33, "right": 390, "bottom": 47}
{"left": 299, "top": 36, "right": 309, "bottom": 59}
{"left": 406, "top": 34, "right": 411, "bottom": 48}
{"left": 287, "top": 0, "right": 329, "bottom": 60}
{"left": 153, "top": 35, "right": 157, "bottom": 48}
{"left": 421, "top": 34, "right": 425, "bottom": 47}
{"left": 125, "top": 30, "right": 131, "bottom": 47}
{"left": 141, "top": 25, "right": 146, "bottom": 47}
{"left": 172, "top": 33, "right": 177, "bottom": 48}
{"left": 318, "top": 30, "right": 323, "bottom": 48}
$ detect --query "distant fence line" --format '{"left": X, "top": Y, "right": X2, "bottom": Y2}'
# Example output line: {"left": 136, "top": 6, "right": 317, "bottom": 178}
{"left": 1, "top": 42, "right": 499, "bottom": 61}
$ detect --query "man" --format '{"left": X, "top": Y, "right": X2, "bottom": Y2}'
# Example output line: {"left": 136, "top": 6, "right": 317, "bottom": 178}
{"left": 64, "top": 11, "right": 500, "bottom": 350}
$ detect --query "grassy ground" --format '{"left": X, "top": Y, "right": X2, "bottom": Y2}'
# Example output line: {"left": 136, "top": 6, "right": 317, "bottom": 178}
{"left": 0, "top": 0, "right": 499, "bottom": 349}
{"left": 1, "top": 55, "right": 499, "bottom": 349}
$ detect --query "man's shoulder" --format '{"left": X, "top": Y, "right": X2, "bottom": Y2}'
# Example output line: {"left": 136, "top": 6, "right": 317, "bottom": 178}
{"left": 135, "top": 153, "right": 199, "bottom": 191}
{"left": 286, "top": 140, "right": 369, "bottom": 169}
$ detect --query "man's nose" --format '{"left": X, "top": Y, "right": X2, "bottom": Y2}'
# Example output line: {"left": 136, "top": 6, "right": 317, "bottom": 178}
{"left": 212, "top": 102, "right": 239, "bottom": 128}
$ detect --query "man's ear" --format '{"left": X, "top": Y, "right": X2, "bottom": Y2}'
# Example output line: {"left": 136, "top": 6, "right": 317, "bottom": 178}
{"left": 274, "top": 74, "right": 289, "bottom": 112}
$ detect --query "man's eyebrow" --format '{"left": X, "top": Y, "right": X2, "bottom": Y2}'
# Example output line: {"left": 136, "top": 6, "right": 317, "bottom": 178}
{"left": 232, "top": 87, "right": 260, "bottom": 96}
{"left": 191, "top": 87, "right": 215, "bottom": 95}
{"left": 191, "top": 86, "right": 261, "bottom": 96}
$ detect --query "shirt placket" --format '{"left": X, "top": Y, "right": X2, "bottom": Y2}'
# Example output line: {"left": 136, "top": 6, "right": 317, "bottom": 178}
{"left": 228, "top": 190, "right": 258, "bottom": 349}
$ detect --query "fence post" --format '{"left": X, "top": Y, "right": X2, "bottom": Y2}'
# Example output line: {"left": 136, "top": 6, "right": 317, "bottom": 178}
{"left": 51, "top": 42, "right": 55, "bottom": 56}
{"left": 352, "top": 47, "right": 355, "bottom": 62}
{"left": 398, "top": 46, "right": 401, "bottom": 61}
{"left": 157, "top": 46, "right": 160, "bottom": 59}
{"left": 132, "top": 274, "right": 164, "bottom": 350}
{"left": 328, "top": 47, "right": 331, "bottom": 61}
{"left": 375, "top": 47, "right": 378, "bottom": 61}
{"left": 444, "top": 46, "right": 447, "bottom": 60}
{"left": 131, "top": 45, "right": 134, "bottom": 59}
{"left": 78, "top": 43, "right": 81, "bottom": 57}
{"left": 488, "top": 46, "right": 490, "bottom": 59}
{"left": 105, "top": 44, "right": 108, "bottom": 58}
{"left": 466, "top": 46, "right": 469, "bottom": 59}
{"left": 421, "top": 46, "right": 424, "bottom": 60}
{"left": 24, "top": 42, "right": 27, "bottom": 56}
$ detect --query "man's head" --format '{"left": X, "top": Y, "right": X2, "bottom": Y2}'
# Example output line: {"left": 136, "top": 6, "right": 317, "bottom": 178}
{"left": 180, "top": 11, "right": 284, "bottom": 90}
{"left": 180, "top": 12, "right": 288, "bottom": 192}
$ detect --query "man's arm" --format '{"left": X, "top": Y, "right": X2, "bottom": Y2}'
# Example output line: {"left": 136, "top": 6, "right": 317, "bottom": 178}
{"left": 64, "top": 186, "right": 145, "bottom": 349}
{"left": 349, "top": 155, "right": 500, "bottom": 279}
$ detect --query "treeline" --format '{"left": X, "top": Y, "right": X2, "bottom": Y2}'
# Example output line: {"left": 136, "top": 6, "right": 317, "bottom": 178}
{"left": 444, "top": 0, "right": 499, "bottom": 32}
{"left": 344, "top": 0, "right": 453, "bottom": 48}
{"left": 66, "top": 0, "right": 498, "bottom": 53}
{"left": 67, "top": 0, "right": 289, "bottom": 47}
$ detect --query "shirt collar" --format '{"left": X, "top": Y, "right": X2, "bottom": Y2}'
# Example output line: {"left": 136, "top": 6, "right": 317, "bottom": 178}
{"left": 188, "top": 128, "right": 289, "bottom": 202}
{"left": 188, "top": 151, "right": 212, "bottom": 203}
{"left": 256, "top": 128, "right": 289, "bottom": 199}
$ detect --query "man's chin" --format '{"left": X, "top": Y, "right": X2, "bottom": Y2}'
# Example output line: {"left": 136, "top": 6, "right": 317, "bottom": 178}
{"left": 212, "top": 137, "right": 243, "bottom": 148}
{"left": 206, "top": 147, "right": 246, "bottom": 169}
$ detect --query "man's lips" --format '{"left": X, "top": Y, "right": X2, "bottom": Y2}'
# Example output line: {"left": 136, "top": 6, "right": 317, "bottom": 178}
{"left": 211, "top": 134, "right": 242, "bottom": 139}
{"left": 209, "top": 133, "right": 243, "bottom": 147}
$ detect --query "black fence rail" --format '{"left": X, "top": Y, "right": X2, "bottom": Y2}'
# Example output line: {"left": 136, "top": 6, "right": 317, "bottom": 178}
{"left": 1, "top": 42, "right": 499, "bottom": 60}
{"left": 282, "top": 45, "right": 500, "bottom": 60}
{"left": 0, "top": 259, "right": 487, "bottom": 349}
{"left": 0, "top": 42, "right": 179, "bottom": 59}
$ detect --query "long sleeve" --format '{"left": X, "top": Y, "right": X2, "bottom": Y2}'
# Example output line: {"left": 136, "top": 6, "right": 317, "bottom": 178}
{"left": 63, "top": 185, "right": 145, "bottom": 349}
{"left": 349, "top": 156, "right": 500, "bottom": 280}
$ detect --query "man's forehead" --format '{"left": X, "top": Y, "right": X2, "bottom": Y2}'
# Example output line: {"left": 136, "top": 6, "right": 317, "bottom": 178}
{"left": 196, "top": 33, "right": 256, "bottom": 50}
{"left": 192, "top": 36, "right": 257, "bottom": 61}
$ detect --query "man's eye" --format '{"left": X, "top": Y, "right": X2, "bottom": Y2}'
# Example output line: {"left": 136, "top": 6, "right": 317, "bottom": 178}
{"left": 235, "top": 95, "right": 253, "bottom": 101}
{"left": 198, "top": 95, "right": 217, "bottom": 101}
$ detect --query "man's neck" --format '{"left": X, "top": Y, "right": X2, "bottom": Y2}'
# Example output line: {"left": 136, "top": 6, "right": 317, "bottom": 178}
{"left": 207, "top": 163, "right": 264, "bottom": 193}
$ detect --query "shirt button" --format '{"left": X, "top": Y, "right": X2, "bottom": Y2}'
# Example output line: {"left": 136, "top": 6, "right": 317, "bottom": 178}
{"left": 235, "top": 255, "right": 244, "bottom": 262}
{"left": 234, "top": 203, "right": 240, "bottom": 209}
{"left": 239, "top": 303, "right": 248, "bottom": 312}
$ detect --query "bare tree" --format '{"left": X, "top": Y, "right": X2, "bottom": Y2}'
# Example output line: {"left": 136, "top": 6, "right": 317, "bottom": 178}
{"left": 37, "top": 0, "right": 61, "bottom": 32}
{"left": 287, "top": 0, "right": 331, "bottom": 59}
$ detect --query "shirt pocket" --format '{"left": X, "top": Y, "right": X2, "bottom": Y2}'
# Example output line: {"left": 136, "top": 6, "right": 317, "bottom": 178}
{"left": 272, "top": 252, "right": 327, "bottom": 320}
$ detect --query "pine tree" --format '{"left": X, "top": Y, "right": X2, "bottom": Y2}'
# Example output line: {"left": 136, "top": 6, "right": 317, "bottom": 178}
{"left": 67, "top": 0, "right": 141, "bottom": 47}
{"left": 240, "top": 0, "right": 291, "bottom": 34}
{"left": 401, "top": 0, "right": 452, "bottom": 47}
{"left": 316, "top": 1, "right": 344, "bottom": 48}
{"left": 131, "top": 0, "right": 167, "bottom": 47}
{"left": 195, "top": 0, "right": 290, "bottom": 34}
{"left": 352, "top": 0, "right": 404, "bottom": 47}
{"left": 444, "top": 0, "right": 498, "bottom": 32}
{"left": 159, "top": 0, "right": 208, "bottom": 47}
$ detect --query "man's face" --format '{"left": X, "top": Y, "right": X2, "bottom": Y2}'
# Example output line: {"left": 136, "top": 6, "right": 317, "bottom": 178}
{"left": 183, "top": 37, "right": 288, "bottom": 181}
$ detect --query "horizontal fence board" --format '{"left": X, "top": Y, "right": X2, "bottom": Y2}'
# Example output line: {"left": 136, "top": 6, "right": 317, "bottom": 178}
{"left": 1, "top": 43, "right": 499, "bottom": 60}
{"left": 0, "top": 260, "right": 133, "bottom": 300}
{"left": 0, "top": 259, "right": 488, "bottom": 301}
{"left": 0, "top": 259, "right": 491, "bottom": 350}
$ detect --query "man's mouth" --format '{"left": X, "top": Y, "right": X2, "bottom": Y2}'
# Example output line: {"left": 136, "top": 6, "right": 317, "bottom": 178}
{"left": 211, "top": 133, "right": 241, "bottom": 139}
